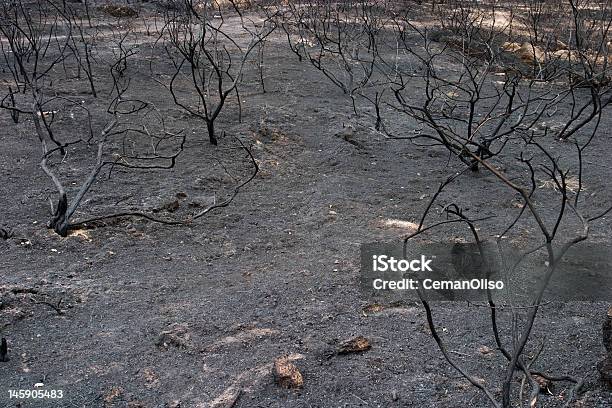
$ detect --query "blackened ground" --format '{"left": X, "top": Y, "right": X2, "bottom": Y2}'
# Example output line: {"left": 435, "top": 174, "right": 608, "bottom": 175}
{"left": 1, "top": 10, "right": 611, "bottom": 408}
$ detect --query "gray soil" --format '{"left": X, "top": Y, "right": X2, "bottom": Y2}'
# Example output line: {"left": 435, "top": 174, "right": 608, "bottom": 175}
{"left": 1, "top": 5, "right": 611, "bottom": 408}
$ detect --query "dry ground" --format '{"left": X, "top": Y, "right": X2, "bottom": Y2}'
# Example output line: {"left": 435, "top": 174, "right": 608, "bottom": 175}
{"left": 1, "top": 5, "right": 611, "bottom": 408}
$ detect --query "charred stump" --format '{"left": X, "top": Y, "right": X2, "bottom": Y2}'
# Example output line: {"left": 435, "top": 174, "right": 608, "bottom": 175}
{"left": 48, "top": 193, "right": 69, "bottom": 237}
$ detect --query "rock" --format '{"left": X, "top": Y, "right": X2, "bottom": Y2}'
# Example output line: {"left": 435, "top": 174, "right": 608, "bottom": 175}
{"left": 502, "top": 41, "right": 545, "bottom": 64}
{"left": 603, "top": 306, "right": 612, "bottom": 353}
{"left": 337, "top": 336, "right": 371, "bottom": 354}
{"left": 156, "top": 324, "right": 190, "bottom": 350}
{"left": 502, "top": 41, "right": 522, "bottom": 53}
{"left": 362, "top": 304, "right": 385, "bottom": 315}
{"left": 273, "top": 356, "right": 304, "bottom": 389}
{"left": 167, "top": 400, "right": 181, "bottom": 408}
{"left": 477, "top": 345, "right": 494, "bottom": 355}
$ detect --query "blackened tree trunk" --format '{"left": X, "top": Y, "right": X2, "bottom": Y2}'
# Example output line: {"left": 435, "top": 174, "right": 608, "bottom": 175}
{"left": 207, "top": 120, "right": 217, "bottom": 145}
